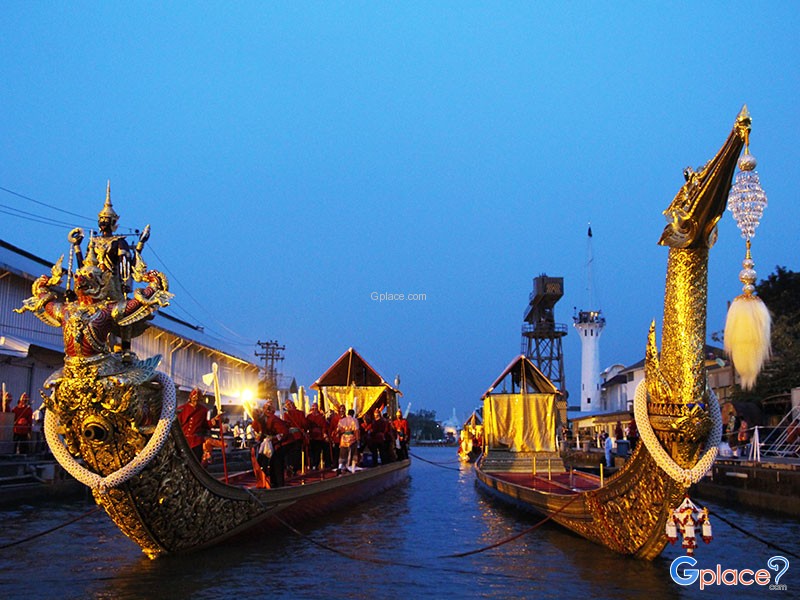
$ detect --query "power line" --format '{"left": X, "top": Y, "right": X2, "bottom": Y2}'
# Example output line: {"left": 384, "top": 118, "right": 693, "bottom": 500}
{"left": 145, "top": 243, "right": 256, "bottom": 347}
{"left": 0, "top": 206, "right": 77, "bottom": 230}
{"left": 1, "top": 183, "right": 258, "bottom": 352}
{"left": 0, "top": 185, "right": 95, "bottom": 224}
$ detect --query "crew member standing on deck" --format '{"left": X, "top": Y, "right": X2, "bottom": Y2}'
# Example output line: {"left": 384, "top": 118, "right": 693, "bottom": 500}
{"left": 336, "top": 408, "right": 360, "bottom": 474}
{"left": 368, "top": 408, "right": 390, "bottom": 466}
{"left": 177, "top": 388, "right": 216, "bottom": 463}
{"left": 306, "top": 402, "right": 328, "bottom": 470}
{"left": 253, "top": 402, "right": 291, "bottom": 487}
{"left": 283, "top": 400, "right": 309, "bottom": 474}
{"left": 392, "top": 409, "right": 410, "bottom": 460}
{"left": 329, "top": 404, "right": 345, "bottom": 469}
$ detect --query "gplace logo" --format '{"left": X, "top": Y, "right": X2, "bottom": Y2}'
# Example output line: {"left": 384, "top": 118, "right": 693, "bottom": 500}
{"left": 670, "top": 555, "right": 790, "bottom": 591}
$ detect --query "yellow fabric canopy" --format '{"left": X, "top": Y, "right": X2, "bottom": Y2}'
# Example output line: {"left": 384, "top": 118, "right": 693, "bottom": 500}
{"left": 321, "top": 385, "right": 387, "bottom": 418}
{"left": 484, "top": 393, "right": 557, "bottom": 452}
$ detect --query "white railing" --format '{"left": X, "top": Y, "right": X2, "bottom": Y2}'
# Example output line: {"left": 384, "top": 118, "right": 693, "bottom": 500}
{"left": 748, "top": 405, "right": 800, "bottom": 462}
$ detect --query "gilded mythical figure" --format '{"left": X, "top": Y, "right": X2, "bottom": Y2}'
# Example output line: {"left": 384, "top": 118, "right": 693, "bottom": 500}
{"left": 16, "top": 248, "right": 171, "bottom": 361}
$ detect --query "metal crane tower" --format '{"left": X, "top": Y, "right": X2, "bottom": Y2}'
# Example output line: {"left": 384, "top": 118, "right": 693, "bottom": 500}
{"left": 520, "top": 274, "right": 568, "bottom": 401}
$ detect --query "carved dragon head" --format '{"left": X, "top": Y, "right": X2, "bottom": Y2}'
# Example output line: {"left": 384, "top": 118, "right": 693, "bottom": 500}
{"left": 659, "top": 106, "right": 751, "bottom": 249}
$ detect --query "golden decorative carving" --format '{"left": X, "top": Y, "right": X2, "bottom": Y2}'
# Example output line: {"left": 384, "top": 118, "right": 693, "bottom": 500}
{"left": 477, "top": 108, "right": 750, "bottom": 559}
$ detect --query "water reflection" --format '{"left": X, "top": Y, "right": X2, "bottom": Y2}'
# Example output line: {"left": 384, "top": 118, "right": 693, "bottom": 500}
{"left": 0, "top": 448, "right": 798, "bottom": 599}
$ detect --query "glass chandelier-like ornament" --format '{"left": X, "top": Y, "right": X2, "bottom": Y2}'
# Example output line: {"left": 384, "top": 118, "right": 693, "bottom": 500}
{"left": 728, "top": 151, "right": 767, "bottom": 262}
{"left": 723, "top": 110, "right": 771, "bottom": 390}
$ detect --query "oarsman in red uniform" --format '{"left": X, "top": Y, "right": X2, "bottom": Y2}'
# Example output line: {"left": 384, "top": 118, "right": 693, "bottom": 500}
{"left": 360, "top": 411, "right": 372, "bottom": 463}
{"left": 386, "top": 417, "right": 398, "bottom": 462}
{"left": 177, "top": 388, "right": 216, "bottom": 463}
{"left": 252, "top": 402, "right": 291, "bottom": 487}
{"left": 328, "top": 404, "right": 345, "bottom": 469}
{"left": 306, "top": 402, "right": 329, "bottom": 470}
{"left": 12, "top": 393, "right": 33, "bottom": 454}
{"left": 392, "top": 409, "right": 410, "bottom": 460}
{"left": 283, "top": 400, "right": 309, "bottom": 474}
{"left": 368, "top": 408, "right": 391, "bottom": 466}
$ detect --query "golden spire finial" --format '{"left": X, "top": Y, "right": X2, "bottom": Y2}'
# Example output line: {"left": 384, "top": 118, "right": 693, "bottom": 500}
{"left": 735, "top": 105, "right": 751, "bottom": 148}
{"left": 739, "top": 104, "right": 749, "bottom": 119}
{"left": 98, "top": 180, "right": 119, "bottom": 222}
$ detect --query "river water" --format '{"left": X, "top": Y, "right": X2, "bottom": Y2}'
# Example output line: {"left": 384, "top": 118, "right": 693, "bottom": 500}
{"left": 0, "top": 446, "right": 797, "bottom": 599}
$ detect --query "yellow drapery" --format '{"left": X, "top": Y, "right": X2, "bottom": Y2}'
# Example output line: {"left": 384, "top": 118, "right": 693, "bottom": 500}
{"left": 321, "top": 385, "right": 386, "bottom": 418}
{"left": 484, "top": 393, "right": 557, "bottom": 452}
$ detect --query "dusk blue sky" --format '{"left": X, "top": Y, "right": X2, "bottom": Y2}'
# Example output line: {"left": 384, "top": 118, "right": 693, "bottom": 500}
{"left": 3, "top": 3, "right": 798, "bottom": 421}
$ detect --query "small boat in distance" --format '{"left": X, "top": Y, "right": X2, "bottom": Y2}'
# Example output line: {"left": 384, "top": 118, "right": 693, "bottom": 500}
{"left": 476, "top": 107, "right": 754, "bottom": 559}
{"left": 457, "top": 408, "right": 483, "bottom": 463}
{"left": 15, "top": 213, "right": 409, "bottom": 558}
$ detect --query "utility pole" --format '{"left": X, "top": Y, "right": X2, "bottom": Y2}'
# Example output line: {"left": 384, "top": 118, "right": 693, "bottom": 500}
{"left": 255, "top": 340, "right": 285, "bottom": 398}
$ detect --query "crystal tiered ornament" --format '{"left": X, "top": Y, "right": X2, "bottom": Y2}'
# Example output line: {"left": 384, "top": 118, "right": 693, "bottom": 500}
{"left": 723, "top": 107, "right": 771, "bottom": 390}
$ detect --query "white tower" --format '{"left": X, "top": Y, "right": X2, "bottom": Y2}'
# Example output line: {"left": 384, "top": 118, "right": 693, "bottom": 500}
{"left": 573, "top": 224, "right": 605, "bottom": 412}
{"left": 574, "top": 309, "right": 605, "bottom": 412}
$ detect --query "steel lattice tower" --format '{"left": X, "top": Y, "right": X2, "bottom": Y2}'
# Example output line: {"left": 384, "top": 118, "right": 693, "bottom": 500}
{"left": 521, "top": 274, "right": 568, "bottom": 424}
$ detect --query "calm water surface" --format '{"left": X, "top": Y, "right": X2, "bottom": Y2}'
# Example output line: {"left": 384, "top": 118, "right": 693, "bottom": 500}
{"left": 0, "top": 447, "right": 797, "bottom": 599}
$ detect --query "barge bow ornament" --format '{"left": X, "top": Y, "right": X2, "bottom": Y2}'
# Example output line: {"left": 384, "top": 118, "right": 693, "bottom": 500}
{"left": 16, "top": 195, "right": 409, "bottom": 558}
{"left": 475, "top": 106, "right": 767, "bottom": 559}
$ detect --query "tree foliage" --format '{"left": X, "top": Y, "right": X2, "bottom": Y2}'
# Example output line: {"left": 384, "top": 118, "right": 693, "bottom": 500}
{"left": 407, "top": 409, "right": 444, "bottom": 441}
{"left": 732, "top": 266, "right": 800, "bottom": 402}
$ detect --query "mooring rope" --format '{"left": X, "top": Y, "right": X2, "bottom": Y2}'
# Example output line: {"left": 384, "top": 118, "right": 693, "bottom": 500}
{"left": 241, "top": 488, "right": 543, "bottom": 582}
{"left": 439, "top": 493, "right": 580, "bottom": 558}
{"left": 408, "top": 451, "right": 462, "bottom": 471}
{"left": 269, "top": 512, "right": 544, "bottom": 582}
{"left": 0, "top": 505, "right": 102, "bottom": 551}
{"left": 709, "top": 509, "right": 800, "bottom": 559}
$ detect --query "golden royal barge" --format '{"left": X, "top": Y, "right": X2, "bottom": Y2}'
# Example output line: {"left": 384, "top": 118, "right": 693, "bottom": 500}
{"left": 475, "top": 106, "right": 770, "bottom": 559}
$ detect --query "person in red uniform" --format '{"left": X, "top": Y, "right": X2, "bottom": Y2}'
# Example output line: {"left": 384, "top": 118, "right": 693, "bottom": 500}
{"left": 328, "top": 404, "right": 345, "bottom": 469}
{"left": 177, "top": 388, "right": 216, "bottom": 463}
{"left": 368, "top": 407, "right": 391, "bottom": 466}
{"left": 252, "top": 402, "right": 291, "bottom": 487}
{"left": 283, "top": 400, "right": 309, "bottom": 474}
{"left": 392, "top": 409, "right": 410, "bottom": 460}
{"left": 12, "top": 393, "right": 33, "bottom": 454}
{"left": 306, "top": 402, "right": 329, "bottom": 470}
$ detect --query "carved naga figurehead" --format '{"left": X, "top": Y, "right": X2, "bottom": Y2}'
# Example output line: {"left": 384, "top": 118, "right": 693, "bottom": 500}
{"left": 646, "top": 107, "right": 750, "bottom": 460}
{"left": 659, "top": 107, "right": 751, "bottom": 250}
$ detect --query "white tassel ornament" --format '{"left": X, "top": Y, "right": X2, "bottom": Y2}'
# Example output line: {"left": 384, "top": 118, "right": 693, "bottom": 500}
{"left": 724, "top": 292, "right": 771, "bottom": 390}
{"left": 725, "top": 132, "right": 771, "bottom": 390}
